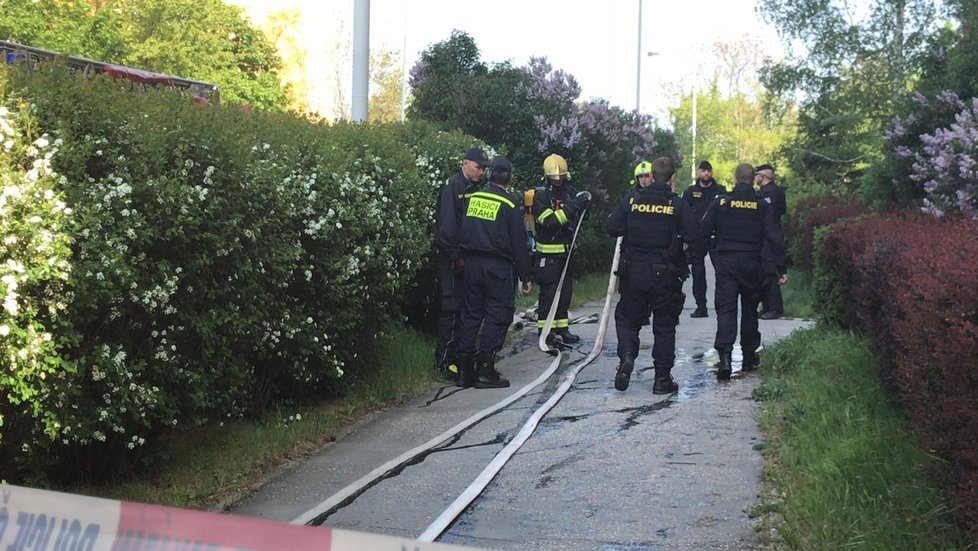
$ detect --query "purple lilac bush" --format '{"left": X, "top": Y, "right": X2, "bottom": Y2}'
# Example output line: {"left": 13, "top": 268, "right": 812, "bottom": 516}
{"left": 888, "top": 91, "right": 978, "bottom": 218}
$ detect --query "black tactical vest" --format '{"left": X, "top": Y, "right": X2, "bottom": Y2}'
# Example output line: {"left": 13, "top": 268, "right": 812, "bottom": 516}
{"left": 716, "top": 187, "right": 763, "bottom": 252}
{"left": 625, "top": 187, "right": 677, "bottom": 250}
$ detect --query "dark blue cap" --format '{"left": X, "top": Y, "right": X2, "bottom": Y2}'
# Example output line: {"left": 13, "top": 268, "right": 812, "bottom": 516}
{"left": 464, "top": 147, "right": 490, "bottom": 167}
{"left": 489, "top": 156, "right": 512, "bottom": 172}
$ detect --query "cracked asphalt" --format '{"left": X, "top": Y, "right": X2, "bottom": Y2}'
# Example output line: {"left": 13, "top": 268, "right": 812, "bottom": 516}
{"left": 231, "top": 266, "right": 812, "bottom": 550}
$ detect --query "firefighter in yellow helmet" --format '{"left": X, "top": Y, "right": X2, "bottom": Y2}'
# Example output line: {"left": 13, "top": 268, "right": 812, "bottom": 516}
{"left": 532, "top": 154, "right": 590, "bottom": 346}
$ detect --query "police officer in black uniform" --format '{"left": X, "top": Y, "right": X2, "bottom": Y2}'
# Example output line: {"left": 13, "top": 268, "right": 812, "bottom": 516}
{"left": 457, "top": 156, "right": 534, "bottom": 389}
{"left": 608, "top": 157, "right": 697, "bottom": 394}
{"left": 682, "top": 160, "right": 722, "bottom": 318}
{"left": 433, "top": 147, "right": 490, "bottom": 381}
{"left": 754, "top": 164, "right": 788, "bottom": 319}
{"left": 532, "top": 154, "right": 590, "bottom": 347}
{"left": 699, "top": 163, "right": 787, "bottom": 380}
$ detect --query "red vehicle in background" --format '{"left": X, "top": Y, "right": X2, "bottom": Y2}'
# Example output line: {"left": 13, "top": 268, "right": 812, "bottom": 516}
{"left": 1, "top": 39, "right": 220, "bottom": 105}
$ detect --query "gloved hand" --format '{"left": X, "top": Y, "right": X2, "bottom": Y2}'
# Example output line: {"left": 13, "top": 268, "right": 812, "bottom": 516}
{"left": 572, "top": 191, "right": 592, "bottom": 212}
{"left": 452, "top": 256, "right": 465, "bottom": 274}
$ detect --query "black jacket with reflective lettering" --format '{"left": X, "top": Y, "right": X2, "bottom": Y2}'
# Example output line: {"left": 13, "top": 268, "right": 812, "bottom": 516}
{"left": 459, "top": 184, "right": 532, "bottom": 282}
{"left": 700, "top": 182, "right": 786, "bottom": 272}
{"left": 607, "top": 182, "right": 697, "bottom": 266}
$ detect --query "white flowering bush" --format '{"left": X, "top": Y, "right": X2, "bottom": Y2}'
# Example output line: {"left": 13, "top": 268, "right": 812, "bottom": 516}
{"left": 1, "top": 64, "right": 483, "bottom": 480}
{"left": 0, "top": 94, "right": 76, "bottom": 476}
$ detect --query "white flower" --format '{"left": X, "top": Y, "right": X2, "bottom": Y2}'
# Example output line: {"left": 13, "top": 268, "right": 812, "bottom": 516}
{"left": 0, "top": 325, "right": 9, "bottom": 336}
{"left": 3, "top": 296, "right": 18, "bottom": 315}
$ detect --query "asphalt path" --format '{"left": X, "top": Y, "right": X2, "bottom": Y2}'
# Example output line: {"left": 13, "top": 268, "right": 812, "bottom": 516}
{"left": 232, "top": 262, "right": 812, "bottom": 550}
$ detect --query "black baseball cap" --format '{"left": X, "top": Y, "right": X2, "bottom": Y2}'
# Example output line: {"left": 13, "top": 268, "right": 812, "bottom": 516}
{"left": 464, "top": 147, "right": 490, "bottom": 167}
{"left": 755, "top": 163, "right": 775, "bottom": 172}
{"left": 698, "top": 160, "right": 713, "bottom": 170}
{"left": 489, "top": 156, "right": 512, "bottom": 172}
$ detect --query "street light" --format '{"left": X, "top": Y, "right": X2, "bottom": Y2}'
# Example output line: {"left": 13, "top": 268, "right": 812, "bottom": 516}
{"left": 691, "top": 82, "right": 698, "bottom": 182}
{"left": 635, "top": 0, "right": 643, "bottom": 113}
{"left": 642, "top": 51, "right": 659, "bottom": 115}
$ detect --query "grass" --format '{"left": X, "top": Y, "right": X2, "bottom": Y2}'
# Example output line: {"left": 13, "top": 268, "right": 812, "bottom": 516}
{"left": 753, "top": 325, "right": 974, "bottom": 549}
{"left": 71, "top": 271, "right": 611, "bottom": 508}
{"left": 62, "top": 268, "right": 976, "bottom": 549}
{"left": 781, "top": 268, "right": 815, "bottom": 319}
{"left": 64, "top": 324, "right": 441, "bottom": 510}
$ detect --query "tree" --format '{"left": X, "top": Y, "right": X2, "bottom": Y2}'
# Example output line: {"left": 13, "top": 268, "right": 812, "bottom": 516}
{"left": 407, "top": 30, "right": 488, "bottom": 130}
{"left": 864, "top": 1, "right": 978, "bottom": 208}
{"left": 264, "top": 8, "right": 310, "bottom": 114}
{"left": 670, "top": 81, "right": 795, "bottom": 188}
{"left": 118, "top": 0, "right": 288, "bottom": 111}
{"left": 0, "top": 0, "right": 127, "bottom": 61}
{"left": 0, "top": 0, "right": 289, "bottom": 111}
{"left": 369, "top": 49, "right": 405, "bottom": 123}
{"left": 758, "top": 0, "right": 946, "bottom": 188}
{"left": 407, "top": 32, "right": 676, "bottom": 273}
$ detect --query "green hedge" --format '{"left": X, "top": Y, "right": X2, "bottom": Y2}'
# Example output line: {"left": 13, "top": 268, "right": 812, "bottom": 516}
{"left": 0, "top": 64, "right": 480, "bottom": 482}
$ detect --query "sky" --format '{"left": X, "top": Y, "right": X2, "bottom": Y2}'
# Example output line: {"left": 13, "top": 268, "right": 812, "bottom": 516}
{"left": 229, "top": 0, "right": 784, "bottom": 123}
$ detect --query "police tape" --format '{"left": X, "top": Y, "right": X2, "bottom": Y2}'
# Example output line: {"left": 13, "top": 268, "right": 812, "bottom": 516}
{"left": 0, "top": 484, "right": 481, "bottom": 551}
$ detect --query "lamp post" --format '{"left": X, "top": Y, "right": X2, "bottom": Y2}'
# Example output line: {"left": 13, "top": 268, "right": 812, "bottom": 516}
{"left": 635, "top": 0, "right": 643, "bottom": 113}
{"left": 689, "top": 83, "right": 700, "bottom": 182}
{"left": 636, "top": 1, "right": 661, "bottom": 115}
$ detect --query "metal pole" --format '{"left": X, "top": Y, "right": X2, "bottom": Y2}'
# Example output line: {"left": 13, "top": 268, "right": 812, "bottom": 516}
{"left": 351, "top": 0, "right": 370, "bottom": 122}
{"left": 400, "top": 31, "right": 407, "bottom": 121}
{"left": 636, "top": 0, "right": 643, "bottom": 113}
{"left": 689, "top": 84, "right": 699, "bottom": 182}
{"left": 400, "top": 5, "right": 408, "bottom": 122}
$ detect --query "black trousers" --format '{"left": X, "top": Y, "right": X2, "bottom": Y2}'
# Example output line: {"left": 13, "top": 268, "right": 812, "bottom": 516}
{"left": 615, "top": 256, "right": 683, "bottom": 378}
{"left": 458, "top": 255, "right": 517, "bottom": 362}
{"left": 713, "top": 251, "right": 769, "bottom": 354}
{"left": 536, "top": 254, "right": 573, "bottom": 331}
{"left": 689, "top": 240, "right": 717, "bottom": 308}
{"left": 760, "top": 265, "right": 784, "bottom": 315}
{"left": 434, "top": 252, "right": 463, "bottom": 369}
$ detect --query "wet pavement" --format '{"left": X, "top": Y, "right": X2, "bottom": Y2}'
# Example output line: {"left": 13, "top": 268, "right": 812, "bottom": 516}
{"left": 231, "top": 268, "right": 812, "bottom": 550}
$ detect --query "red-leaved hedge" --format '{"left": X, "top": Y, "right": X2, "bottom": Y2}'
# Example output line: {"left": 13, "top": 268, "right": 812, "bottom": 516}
{"left": 814, "top": 214, "right": 978, "bottom": 536}
{"left": 786, "top": 195, "right": 871, "bottom": 269}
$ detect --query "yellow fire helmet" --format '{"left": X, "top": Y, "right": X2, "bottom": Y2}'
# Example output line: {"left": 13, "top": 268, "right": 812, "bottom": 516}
{"left": 633, "top": 161, "right": 652, "bottom": 179}
{"left": 542, "top": 153, "right": 571, "bottom": 180}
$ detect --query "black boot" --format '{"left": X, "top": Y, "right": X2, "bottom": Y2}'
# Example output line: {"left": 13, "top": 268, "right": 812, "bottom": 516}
{"left": 614, "top": 355, "right": 634, "bottom": 391}
{"left": 717, "top": 350, "right": 733, "bottom": 380}
{"left": 541, "top": 330, "right": 570, "bottom": 350}
{"left": 690, "top": 306, "right": 708, "bottom": 318}
{"left": 556, "top": 328, "right": 580, "bottom": 343}
{"left": 652, "top": 373, "right": 679, "bottom": 394}
{"left": 742, "top": 350, "right": 760, "bottom": 372}
{"left": 457, "top": 357, "right": 476, "bottom": 388}
{"left": 474, "top": 356, "right": 510, "bottom": 389}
